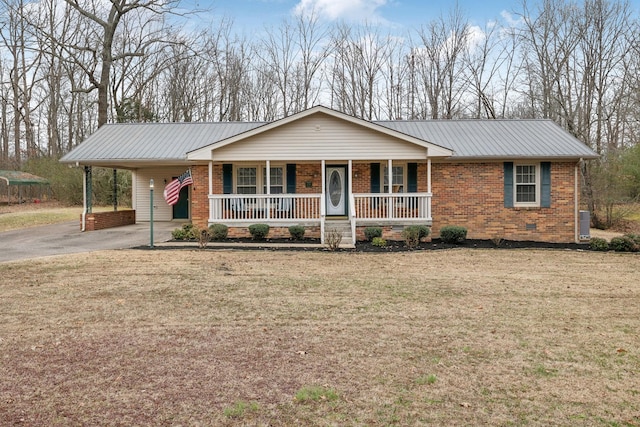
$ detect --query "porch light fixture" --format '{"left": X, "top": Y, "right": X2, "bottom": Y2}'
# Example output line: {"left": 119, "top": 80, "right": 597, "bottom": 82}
{"left": 149, "top": 179, "right": 154, "bottom": 249}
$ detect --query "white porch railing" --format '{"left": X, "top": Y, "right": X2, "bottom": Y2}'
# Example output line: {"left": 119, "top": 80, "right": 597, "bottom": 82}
{"left": 209, "top": 194, "right": 322, "bottom": 222}
{"left": 353, "top": 193, "right": 432, "bottom": 221}
{"left": 208, "top": 193, "right": 432, "bottom": 223}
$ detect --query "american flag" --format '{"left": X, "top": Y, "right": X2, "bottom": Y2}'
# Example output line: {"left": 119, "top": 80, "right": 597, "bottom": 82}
{"left": 163, "top": 169, "right": 193, "bottom": 205}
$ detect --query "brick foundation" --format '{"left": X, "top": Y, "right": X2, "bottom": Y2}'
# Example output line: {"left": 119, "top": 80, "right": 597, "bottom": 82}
{"left": 82, "top": 210, "right": 136, "bottom": 231}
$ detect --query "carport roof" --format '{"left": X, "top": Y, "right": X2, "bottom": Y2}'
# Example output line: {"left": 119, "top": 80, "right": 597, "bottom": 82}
{"left": 0, "top": 170, "right": 50, "bottom": 185}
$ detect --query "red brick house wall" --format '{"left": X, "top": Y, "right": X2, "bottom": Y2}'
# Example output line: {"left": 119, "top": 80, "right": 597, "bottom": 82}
{"left": 189, "top": 161, "right": 579, "bottom": 243}
{"left": 431, "top": 161, "right": 578, "bottom": 243}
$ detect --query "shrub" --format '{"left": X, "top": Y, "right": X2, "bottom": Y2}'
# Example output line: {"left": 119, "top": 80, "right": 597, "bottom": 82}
{"left": 325, "top": 228, "right": 342, "bottom": 250}
{"left": 248, "top": 223, "right": 270, "bottom": 240}
{"left": 208, "top": 223, "right": 228, "bottom": 241}
{"left": 171, "top": 223, "right": 196, "bottom": 240}
{"left": 415, "top": 225, "right": 431, "bottom": 239}
{"left": 402, "top": 225, "right": 423, "bottom": 249}
{"left": 364, "top": 227, "right": 383, "bottom": 241}
{"left": 609, "top": 236, "right": 638, "bottom": 252}
{"left": 624, "top": 233, "right": 640, "bottom": 246}
{"left": 440, "top": 225, "right": 467, "bottom": 244}
{"left": 197, "top": 228, "right": 210, "bottom": 249}
{"left": 589, "top": 237, "right": 609, "bottom": 251}
{"left": 372, "top": 237, "right": 387, "bottom": 247}
{"left": 288, "top": 225, "right": 305, "bottom": 240}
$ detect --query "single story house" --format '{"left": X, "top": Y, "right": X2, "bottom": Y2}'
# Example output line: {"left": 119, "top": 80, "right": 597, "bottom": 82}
{"left": 60, "top": 105, "right": 598, "bottom": 244}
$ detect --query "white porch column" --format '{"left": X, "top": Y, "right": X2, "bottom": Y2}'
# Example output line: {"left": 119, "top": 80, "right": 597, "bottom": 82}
{"left": 208, "top": 161, "right": 213, "bottom": 195}
{"left": 321, "top": 160, "right": 326, "bottom": 215}
{"left": 387, "top": 159, "right": 393, "bottom": 219}
{"left": 266, "top": 160, "right": 271, "bottom": 195}
{"left": 427, "top": 155, "right": 432, "bottom": 221}
{"left": 387, "top": 159, "right": 393, "bottom": 194}
{"left": 348, "top": 160, "right": 353, "bottom": 195}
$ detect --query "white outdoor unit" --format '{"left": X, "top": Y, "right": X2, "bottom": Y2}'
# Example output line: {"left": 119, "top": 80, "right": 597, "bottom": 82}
{"left": 579, "top": 210, "right": 590, "bottom": 240}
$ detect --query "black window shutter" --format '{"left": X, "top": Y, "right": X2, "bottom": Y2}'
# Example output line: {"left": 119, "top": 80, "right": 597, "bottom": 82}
{"left": 286, "top": 164, "right": 296, "bottom": 194}
{"left": 504, "top": 162, "right": 514, "bottom": 208}
{"left": 407, "top": 163, "right": 418, "bottom": 193}
{"left": 370, "top": 163, "right": 380, "bottom": 193}
{"left": 541, "top": 162, "right": 551, "bottom": 208}
{"left": 222, "top": 164, "right": 233, "bottom": 194}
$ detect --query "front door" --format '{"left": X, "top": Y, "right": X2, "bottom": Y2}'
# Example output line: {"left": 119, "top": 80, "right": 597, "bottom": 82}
{"left": 172, "top": 185, "right": 189, "bottom": 219}
{"left": 326, "top": 166, "right": 347, "bottom": 216}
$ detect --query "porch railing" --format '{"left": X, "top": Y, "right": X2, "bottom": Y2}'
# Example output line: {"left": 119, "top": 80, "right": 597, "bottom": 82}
{"left": 208, "top": 193, "right": 431, "bottom": 223}
{"left": 353, "top": 193, "right": 432, "bottom": 221}
{"left": 209, "top": 194, "right": 322, "bottom": 222}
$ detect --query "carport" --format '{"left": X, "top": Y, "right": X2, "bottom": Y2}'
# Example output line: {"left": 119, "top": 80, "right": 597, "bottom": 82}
{"left": 0, "top": 170, "right": 50, "bottom": 204}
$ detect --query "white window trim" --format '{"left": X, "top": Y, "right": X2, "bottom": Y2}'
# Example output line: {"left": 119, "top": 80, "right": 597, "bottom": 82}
{"left": 514, "top": 163, "right": 540, "bottom": 207}
{"left": 234, "top": 164, "right": 286, "bottom": 194}
{"left": 382, "top": 163, "right": 407, "bottom": 193}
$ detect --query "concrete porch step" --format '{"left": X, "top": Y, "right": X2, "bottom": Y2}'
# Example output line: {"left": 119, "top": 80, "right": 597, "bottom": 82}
{"left": 325, "top": 220, "right": 355, "bottom": 249}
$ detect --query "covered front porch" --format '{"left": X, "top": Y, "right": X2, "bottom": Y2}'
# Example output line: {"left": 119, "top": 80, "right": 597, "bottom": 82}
{"left": 204, "top": 159, "right": 434, "bottom": 245}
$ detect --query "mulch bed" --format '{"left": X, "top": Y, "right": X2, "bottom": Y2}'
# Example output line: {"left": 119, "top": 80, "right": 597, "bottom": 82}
{"left": 167, "top": 237, "right": 590, "bottom": 252}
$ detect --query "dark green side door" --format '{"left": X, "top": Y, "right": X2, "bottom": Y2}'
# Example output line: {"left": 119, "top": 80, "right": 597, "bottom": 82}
{"left": 172, "top": 185, "right": 189, "bottom": 219}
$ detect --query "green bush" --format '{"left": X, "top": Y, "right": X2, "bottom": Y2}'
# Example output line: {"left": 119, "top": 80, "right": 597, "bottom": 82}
{"left": 364, "top": 227, "right": 383, "bottom": 241}
{"left": 248, "top": 223, "right": 270, "bottom": 240}
{"left": 208, "top": 223, "right": 228, "bottom": 241}
{"left": 402, "top": 225, "right": 423, "bottom": 249}
{"left": 589, "top": 237, "right": 609, "bottom": 251}
{"left": 415, "top": 225, "right": 431, "bottom": 239}
{"left": 440, "top": 225, "right": 467, "bottom": 244}
{"left": 372, "top": 237, "right": 387, "bottom": 247}
{"left": 609, "top": 236, "right": 638, "bottom": 252}
{"left": 288, "top": 225, "right": 305, "bottom": 240}
{"left": 624, "top": 233, "right": 640, "bottom": 246}
{"left": 172, "top": 223, "right": 197, "bottom": 240}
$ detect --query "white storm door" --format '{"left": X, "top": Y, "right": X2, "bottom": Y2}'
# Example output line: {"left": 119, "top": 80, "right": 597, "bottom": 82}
{"left": 326, "top": 166, "right": 347, "bottom": 216}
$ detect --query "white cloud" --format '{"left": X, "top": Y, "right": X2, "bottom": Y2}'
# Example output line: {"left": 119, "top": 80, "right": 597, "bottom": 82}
{"left": 293, "top": 0, "right": 390, "bottom": 23}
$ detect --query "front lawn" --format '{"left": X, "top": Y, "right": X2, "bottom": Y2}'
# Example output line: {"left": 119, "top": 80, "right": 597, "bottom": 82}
{"left": 0, "top": 250, "right": 638, "bottom": 425}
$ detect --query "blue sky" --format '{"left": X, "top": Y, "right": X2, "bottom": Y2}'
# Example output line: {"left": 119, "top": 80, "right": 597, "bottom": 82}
{"left": 183, "top": 0, "right": 640, "bottom": 35}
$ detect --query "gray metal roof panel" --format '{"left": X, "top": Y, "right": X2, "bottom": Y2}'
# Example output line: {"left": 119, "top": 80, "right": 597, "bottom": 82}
{"left": 60, "top": 122, "right": 265, "bottom": 162}
{"left": 375, "top": 119, "right": 598, "bottom": 159}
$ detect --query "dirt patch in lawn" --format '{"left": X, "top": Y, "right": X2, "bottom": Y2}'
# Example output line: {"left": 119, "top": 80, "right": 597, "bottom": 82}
{"left": 1, "top": 250, "right": 639, "bottom": 426}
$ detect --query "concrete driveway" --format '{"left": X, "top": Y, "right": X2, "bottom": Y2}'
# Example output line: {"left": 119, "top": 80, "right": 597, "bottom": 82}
{"left": 0, "top": 221, "right": 178, "bottom": 263}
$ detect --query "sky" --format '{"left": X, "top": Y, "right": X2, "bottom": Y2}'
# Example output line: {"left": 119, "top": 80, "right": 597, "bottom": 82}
{"left": 179, "top": 0, "right": 640, "bottom": 38}
{"left": 184, "top": 0, "right": 533, "bottom": 34}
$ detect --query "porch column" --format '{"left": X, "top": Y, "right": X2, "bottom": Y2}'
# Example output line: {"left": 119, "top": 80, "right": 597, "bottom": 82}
{"left": 266, "top": 160, "right": 271, "bottom": 195}
{"left": 387, "top": 159, "right": 393, "bottom": 219}
{"left": 321, "top": 160, "right": 326, "bottom": 216}
{"left": 348, "top": 159, "right": 353, "bottom": 204}
{"left": 427, "top": 156, "right": 432, "bottom": 221}
{"left": 208, "top": 161, "right": 213, "bottom": 195}
{"left": 266, "top": 160, "right": 271, "bottom": 219}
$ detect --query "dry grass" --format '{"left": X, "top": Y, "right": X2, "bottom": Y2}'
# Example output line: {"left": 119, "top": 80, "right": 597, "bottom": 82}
{"left": 0, "top": 202, "right": 113, "bottom": 232}
{"left": 1, "top": 249, "right": 639, "bottom": 426}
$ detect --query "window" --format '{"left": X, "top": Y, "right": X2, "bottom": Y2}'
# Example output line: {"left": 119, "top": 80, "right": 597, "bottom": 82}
{"left": 236, "top": 167, "right": 257, "bottom": 194}
{"left": 383, "top": 165, "right": 405, "bottom": 193}
{"left": 263, "top": 167, "right": 284, "bottom": 194}
{"left": 515, "top": 164, "right": 539, "bottom": 205}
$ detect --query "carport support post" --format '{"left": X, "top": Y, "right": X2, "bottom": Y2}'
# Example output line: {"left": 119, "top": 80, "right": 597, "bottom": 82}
{"left": 113, "top": 169, "right": 118, "bottom": 211}
{"left": 84, "top": 166, "right": 92, "bottom": 214}
{"left": 150, "top": 179, "right": 154, "bottom": 249}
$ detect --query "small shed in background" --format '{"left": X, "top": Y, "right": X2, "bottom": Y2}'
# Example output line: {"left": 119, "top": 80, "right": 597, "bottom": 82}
{"left": 0, "top": 170, "right": 51, "bottom": 205}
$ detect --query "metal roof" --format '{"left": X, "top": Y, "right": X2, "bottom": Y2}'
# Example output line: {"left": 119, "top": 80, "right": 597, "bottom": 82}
{"left": 60, "top": 116, "right": 598, "bottom": 168}
{"left": 0, "top": 170, "right": 50, "bottom": 185}
{"left": 60, "top": 122, "right": 265, "bottom": 167}
{"left": 376, "top": 119, "right": 598, "bottom": 159}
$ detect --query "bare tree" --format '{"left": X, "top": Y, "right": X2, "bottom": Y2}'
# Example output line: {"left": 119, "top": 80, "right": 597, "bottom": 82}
{"left": 61, "top": 0, "right": 185, "bottom": 128}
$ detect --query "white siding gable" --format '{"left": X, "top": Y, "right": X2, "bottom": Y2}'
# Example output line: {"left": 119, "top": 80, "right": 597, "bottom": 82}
{"left": 189, "top": 112, "right": 452, "bottom": 161}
